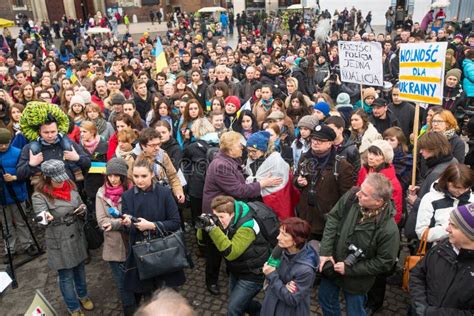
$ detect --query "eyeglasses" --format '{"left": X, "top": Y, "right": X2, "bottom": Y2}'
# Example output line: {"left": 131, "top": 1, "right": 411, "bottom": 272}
{"left": 431, "top": 120, "right": 446, "bottom": 125}
{"left": 311, "top": 138, "right": 329, "bottom": 144}
{"left": 147, "top": 142, "right": 160, "bottom": 148}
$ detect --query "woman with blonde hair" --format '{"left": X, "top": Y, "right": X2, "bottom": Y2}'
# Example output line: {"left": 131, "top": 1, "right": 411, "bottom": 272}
{"left": 85, "top": 103, "right": 115, "bottom": 141}
{"left": 201, "top": 131, "right": 283, "bottom": 295}
{"left": 79, "top": 121, "right": 108, "bottom": 205}
{"left": 429, "top": 109, "right": 465, "bottom": 163}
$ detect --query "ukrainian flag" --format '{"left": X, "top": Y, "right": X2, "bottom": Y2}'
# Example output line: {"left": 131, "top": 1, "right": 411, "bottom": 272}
{"left": 155, "top": 37, "right": 168, "bottom": 73}
{"left": 88, "top": 162, "right": 107, "bottom": 174}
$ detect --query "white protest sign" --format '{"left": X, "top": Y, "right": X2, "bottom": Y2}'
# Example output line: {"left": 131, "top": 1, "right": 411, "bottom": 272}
{"left": 398, "top": 42, "right": 447, "bottom": 105}
{"left": 338, "top": 41, "right": 383, "bottom": 86}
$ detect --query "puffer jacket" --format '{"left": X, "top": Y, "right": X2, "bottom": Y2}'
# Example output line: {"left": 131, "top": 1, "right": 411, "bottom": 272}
{"left": 410, "top": 238, "right": 474, "bottom": 315}
{"left": 462, "top": 58, "right": 474, "bottom": 97}
{"left": 416, "top": 183, "right": 473, "bottom": 243}
{"left": 0, "top": 144, "right": 28, "bottom": 205}
{"left": 261, "top": 243, "right": 319, "bottom": 316}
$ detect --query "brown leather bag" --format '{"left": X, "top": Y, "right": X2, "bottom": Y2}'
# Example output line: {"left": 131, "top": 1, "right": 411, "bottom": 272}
{"left": 402, "top": 228, "right": 429, "bottom": 292}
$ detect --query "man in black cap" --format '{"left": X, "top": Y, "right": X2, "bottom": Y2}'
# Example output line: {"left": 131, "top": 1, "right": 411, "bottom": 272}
{"left": 369, "top": 98, "right": 400, "bottom": 135}
{"left": 295, "top": 124, "right": 354, "bottom": 240}
{"left": 0, "top": 128, "right": 36, "bottom": 260}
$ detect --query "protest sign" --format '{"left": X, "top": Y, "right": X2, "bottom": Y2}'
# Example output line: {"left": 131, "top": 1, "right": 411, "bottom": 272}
{"left": 398, "top": 42, "right": 447, "bottom": 105}
{"left": 338, "top": 41, "right": 384, "bottom": 86}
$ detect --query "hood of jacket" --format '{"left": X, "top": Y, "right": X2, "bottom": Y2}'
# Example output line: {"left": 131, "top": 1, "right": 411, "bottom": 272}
{"left": 199, "top": 132, "right": 220, "bottom": 144}
{"left": 289, "top": 243, "right": 319, "bottom": 270}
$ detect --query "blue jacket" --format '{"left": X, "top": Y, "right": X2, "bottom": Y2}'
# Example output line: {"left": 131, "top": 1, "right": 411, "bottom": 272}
{"left": 0, "top": 145, "right": 28, "bottom": 205}
{"left": 261, "top": 243, "right": 319, "bottom": 316}
{"left": 463, "top": 58, "right": 474, "bottom": 97}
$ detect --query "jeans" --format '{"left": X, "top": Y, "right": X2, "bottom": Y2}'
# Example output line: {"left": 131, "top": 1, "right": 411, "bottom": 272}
{"left": 109, "top": 261, "right": 136, "bottom": 308}
{"left": 57, "top": 261, "right": 88, "bottom": 313}
{"left": 318, "top": 277, "right": 367, "bottom": 316}
{"left": 228, "top": 273, "right": 262, "bottom": 316}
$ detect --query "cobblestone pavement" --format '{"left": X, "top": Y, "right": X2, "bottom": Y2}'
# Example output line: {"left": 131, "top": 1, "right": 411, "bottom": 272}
{"left": 1, "top": 216, "right": 410, "bottom": 316}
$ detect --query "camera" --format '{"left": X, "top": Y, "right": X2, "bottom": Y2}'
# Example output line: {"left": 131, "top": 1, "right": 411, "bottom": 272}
{"left": 195, "top": 213, "right": 221, "bottom": 230}
{"left": 320, "top": 244, "right": 365, "bottom": 279}
{"left": 344, "top": 244, "right": 365, "bottom": 267}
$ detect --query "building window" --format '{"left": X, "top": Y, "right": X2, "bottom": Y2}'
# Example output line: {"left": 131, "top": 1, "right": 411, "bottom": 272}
{"left": 118, "top": 0, "right": 139, "bottom": 7}
{"left": 12, "top": 0, "right": 27, "bottom": 10}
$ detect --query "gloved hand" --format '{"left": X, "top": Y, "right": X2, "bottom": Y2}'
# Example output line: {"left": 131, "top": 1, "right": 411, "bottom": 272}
{"left": 203, "top": 215, "right": 217, "bottom": 233}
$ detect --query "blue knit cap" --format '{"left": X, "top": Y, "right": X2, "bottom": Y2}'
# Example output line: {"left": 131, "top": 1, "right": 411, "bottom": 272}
{"left": 246, "top": 131, "right": 271, "bottom": 152}
{"left": 313, "top": 101, "right": 330, "bottom": 117}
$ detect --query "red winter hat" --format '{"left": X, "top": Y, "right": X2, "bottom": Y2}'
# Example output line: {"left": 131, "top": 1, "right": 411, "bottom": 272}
{"left": 225, "top": 96, "right": 241, "bottom": 110}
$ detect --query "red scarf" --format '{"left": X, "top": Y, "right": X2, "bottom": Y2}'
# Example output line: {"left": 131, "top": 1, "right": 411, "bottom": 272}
{"left": 44, "top": 181, "right": 72, "bottom": 201}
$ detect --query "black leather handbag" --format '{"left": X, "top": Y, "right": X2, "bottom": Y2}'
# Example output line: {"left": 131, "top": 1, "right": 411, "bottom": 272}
{"left": 83, "top": 208, "right": 104, "bottom": 250}
{"left": 132, "top": 226, "right": 190, "bottom": 280}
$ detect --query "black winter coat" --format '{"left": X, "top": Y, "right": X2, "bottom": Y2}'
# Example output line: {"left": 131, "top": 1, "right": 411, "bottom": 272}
{"left": 133, "top": 92, "right": 154, "bottom": 120}
{"left": 17, "top": 137, "right": 91, "bottom": 182}
{"left": 81, "top": 139, "right": 108, "bottom": 199}
{"left": 161, "top": 138, "right": 182, "bottom": 170}
{"left": 122, "top": 184, "right": 185, "bottom": 293}
{"left": 182, "top": 140, "right": 217, "bottom": 199}
{"left": 410, "top": 239, "right": 474, "bottom": 315}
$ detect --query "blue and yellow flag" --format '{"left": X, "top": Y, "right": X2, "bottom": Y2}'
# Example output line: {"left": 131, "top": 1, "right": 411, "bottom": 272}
{"left": 155, "top": 37, "right": 168, "bottom": 73}
{"left": 88, "top": 162, "right": 107, "bottom": 174}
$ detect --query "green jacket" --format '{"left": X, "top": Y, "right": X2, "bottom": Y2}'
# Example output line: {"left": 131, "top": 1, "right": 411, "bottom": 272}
{"left": 209, "top": 201, "right": 269, "bottom": 281}
{"left": 319, "top": 190, "right": 400, "bottom": 295}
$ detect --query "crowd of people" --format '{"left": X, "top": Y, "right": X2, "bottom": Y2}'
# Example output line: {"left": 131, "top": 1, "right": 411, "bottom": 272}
{"left": 0, "top": 4, "right": 473, "bottom": 316}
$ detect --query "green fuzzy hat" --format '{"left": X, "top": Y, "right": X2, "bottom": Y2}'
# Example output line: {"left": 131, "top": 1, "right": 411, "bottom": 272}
{"left": 20, "top": 101, "right": 69, "bottom": 141}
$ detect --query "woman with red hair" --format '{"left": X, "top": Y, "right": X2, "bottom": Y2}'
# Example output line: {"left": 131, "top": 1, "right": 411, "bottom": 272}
{"left": 261, "top": 217, "right": 319, "bottom": 316}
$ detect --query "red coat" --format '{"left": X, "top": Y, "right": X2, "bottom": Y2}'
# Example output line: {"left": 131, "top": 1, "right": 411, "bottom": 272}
{"left": 356, "top": 164, "right": 403, "bottom": 224}
{"left": 68, "top": 125, "right": 81, "bottom": 144}
{"left": 107, "top": 132, "right": 118, "bottom": 161}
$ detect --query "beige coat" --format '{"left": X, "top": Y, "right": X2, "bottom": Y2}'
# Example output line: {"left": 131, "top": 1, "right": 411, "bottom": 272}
{"left": 95, "top": 186, "right": 127, "bottom": 262}
{"left": 128, "top": 149, "right": 184, "bottom": 198}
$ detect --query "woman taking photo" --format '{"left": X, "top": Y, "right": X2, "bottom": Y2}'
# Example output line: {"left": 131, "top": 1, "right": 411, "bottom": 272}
{"left": 202, "top": 131, "right": 283, "bottom": 295}
{"left": 261, "top": 217, "right": 319, "bottom": 316}
{"left": 121, "top": 157, "right": 185, "bottom": 301}
{"left": 416, "top": 162, "right": 474, "bottom": 244}
{"left": 96, "top": 158, "right": 136, "bottom": 315}
{"left": 32, "top": 160, "right": 93, "bottom": 316}
{"left": 429, "top": 109, "right": 465, "bottom": 163}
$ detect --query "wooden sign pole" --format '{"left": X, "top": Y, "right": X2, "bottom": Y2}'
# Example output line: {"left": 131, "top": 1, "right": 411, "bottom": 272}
{"left": 411, "top": 103, "right": 421, "bottom": 186}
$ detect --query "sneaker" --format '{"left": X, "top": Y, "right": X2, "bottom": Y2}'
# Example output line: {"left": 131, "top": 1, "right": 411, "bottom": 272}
{"left": 70, "top": 310, "right": 85, "bottom": 316}
{"left": 79, "top": 298, "right": 94, "bottom": 311}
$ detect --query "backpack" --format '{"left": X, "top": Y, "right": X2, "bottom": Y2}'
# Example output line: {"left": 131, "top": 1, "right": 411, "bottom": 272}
{"left": 247, "top": 201, "right": 280, "bottom": 248}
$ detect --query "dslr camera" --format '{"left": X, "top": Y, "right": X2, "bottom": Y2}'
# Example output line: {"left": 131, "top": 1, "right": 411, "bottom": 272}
{"left": 195, "top": 213, "right": 221, "bottom": 230}
{"left": 321, "top": 244, "right": 365, "bottom": 279}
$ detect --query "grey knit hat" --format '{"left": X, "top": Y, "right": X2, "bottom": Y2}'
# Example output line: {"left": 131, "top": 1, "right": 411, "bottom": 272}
{"left": 336, "top": 93, "right": 351, "bottom": 105}
{"left": 106, "top": 158, "right": 129, "bottom": 177}
{"left": 41, "top": 160, "right": 70, "bottom": 183}
{"left": 297, "top": 115, "right": 319, "bottom": 130}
